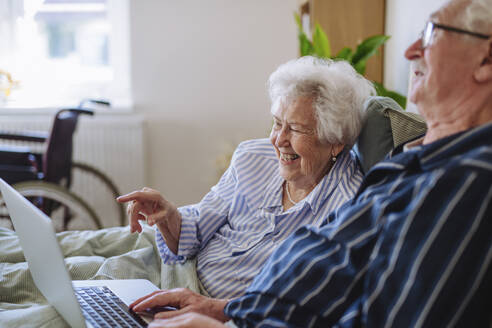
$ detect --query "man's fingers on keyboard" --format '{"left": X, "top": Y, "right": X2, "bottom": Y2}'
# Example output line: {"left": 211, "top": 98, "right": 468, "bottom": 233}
{"left": 130, "top": 290, "right": 163, "bottom": 309}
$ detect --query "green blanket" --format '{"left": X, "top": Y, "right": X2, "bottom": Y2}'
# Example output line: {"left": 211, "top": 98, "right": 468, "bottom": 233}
{"left": 0, "top": 225, "right": 162, "bottom": 327}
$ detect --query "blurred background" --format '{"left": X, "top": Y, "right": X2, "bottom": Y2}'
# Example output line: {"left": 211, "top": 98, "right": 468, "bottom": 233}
{"left": 0, "top": 0, "right": 446, "bottom": 228}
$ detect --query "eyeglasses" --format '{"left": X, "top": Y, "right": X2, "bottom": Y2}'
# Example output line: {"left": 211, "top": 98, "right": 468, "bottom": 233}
{"left": 420, "top": 21, "right": 491, "bottom": 48}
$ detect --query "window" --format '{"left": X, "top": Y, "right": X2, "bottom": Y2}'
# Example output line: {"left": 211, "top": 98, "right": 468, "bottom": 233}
{"left": 0, "top": 0, "right": 131, "bottom": 110}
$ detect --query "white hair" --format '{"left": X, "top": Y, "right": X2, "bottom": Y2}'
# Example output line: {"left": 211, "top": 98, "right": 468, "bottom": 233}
{"left": 268, "top": 56, "right": 375, "bottom": 146}
{"left": 457, "top": 0, "right": 492, "bottom": 34}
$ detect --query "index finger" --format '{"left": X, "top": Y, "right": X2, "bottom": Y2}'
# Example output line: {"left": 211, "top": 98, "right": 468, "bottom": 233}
{"left": 130, "top": 290, "right": 162, "bottom": 309}
{"left": 116, "top": 190, "right": 160, "bottom": 203}
{"left": 131, "top": 290, "right": 183, "bottom": 312}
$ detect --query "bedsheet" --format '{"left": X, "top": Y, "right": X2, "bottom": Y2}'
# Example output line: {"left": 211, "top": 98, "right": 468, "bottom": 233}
{"left": 0, "top": 225, "right": 161, "bottom": 327}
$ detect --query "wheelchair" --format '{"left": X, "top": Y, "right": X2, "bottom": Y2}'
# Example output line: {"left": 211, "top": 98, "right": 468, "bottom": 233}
{"left": 0, "top": 101, "right": 125, "bottom": 231}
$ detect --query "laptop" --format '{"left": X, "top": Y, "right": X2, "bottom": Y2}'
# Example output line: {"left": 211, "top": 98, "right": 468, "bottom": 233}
{"left": 0, "top": 178, "right": 160, "bottom": 328}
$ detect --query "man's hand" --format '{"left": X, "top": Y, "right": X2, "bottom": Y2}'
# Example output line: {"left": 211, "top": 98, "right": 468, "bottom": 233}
{"left": 149, "top": 313, "right": 227, "bottom": 328}
{"left": 130, "top": 288, "right": 230, "bottom": 323}
{"left": 117, "top": 187, "right": 182, "bottom": 253}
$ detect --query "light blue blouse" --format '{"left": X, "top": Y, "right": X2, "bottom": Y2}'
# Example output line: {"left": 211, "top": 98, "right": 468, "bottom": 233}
{"left": 156, "top": 138, "right": 363, "bottom": 298}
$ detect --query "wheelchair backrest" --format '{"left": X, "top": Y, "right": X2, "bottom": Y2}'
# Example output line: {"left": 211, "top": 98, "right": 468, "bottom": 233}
{"left": 43, "top": 109, "right": 93, "bottom": 187}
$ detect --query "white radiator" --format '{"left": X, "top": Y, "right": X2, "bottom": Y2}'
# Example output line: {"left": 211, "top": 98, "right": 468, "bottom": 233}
{"left": 0, "top": 113, "right": 145, "bottom": 228}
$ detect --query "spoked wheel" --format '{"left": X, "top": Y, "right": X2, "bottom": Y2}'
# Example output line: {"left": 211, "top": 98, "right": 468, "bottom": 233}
{"left": 71, "top": 162, "right": 126, "bottom": 227}
{"left": 1, "top": 181, "right": 103, "bottom": 232}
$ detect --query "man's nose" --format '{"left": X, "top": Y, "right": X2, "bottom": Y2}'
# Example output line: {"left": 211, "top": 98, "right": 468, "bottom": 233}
{"left": 405, "top": 38, "right": 424, "bottom": 60}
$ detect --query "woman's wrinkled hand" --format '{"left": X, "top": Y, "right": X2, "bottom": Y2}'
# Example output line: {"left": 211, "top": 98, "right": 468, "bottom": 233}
{"left": 149, "top": 313, "right": 227, "bottom": 328}
{"left": 116, "top": 187, "right": 178, "bottom": 233}
{"left": 117, "top": 187, "right": 182, "bottom": 254}
{"left": 130, "top": 288, "right": 230, "bottom": 323}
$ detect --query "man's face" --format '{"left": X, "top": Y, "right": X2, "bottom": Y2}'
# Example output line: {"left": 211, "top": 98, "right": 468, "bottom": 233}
{"left": 404, "top": 0, "right": 486, "bottom": 118}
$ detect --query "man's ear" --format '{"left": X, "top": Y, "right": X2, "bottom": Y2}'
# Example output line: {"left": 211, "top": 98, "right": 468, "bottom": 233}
{"left": 474, "top": 40, "right": 492, "bottom": 82}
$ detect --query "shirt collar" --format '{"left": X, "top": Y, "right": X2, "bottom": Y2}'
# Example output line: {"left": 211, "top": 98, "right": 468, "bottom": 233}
{"left": 372, "top": 122, "right": 492, "bottom": 174}
{"left": 306, "top": 150, "right": 352, "bottom": 215}
{"left": 403, "top": 136, "right": 424, "bottom": 152}
{"left": 259, "top": 149, "right": 353, "bottom": 215}
{"left": 259, "top": 172, "right": 284, "bottom": 210}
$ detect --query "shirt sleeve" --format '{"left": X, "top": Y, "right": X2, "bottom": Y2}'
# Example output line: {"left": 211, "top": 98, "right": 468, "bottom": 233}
{"left": 156, "top": 150, "right": 239, "bottom": 264}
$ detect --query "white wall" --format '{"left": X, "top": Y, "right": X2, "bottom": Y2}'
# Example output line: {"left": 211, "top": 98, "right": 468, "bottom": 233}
{"left": 130, "top": 1, "right": 298, "bottom": 205}
{"left": 130, "top": 0, "right": 452, "bottom": 206}
{"left": 384, "top": 0, "right": 448, "bottom": 97}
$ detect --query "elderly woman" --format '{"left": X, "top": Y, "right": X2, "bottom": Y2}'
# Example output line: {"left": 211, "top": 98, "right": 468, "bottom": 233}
{"left": 118, "top": 56, "right": 375, "bottom": 299}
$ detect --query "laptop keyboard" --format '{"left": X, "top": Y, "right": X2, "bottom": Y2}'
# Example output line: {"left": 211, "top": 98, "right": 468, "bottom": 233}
{"left": 75, "top": 286, "right": 147, "bottom": 328}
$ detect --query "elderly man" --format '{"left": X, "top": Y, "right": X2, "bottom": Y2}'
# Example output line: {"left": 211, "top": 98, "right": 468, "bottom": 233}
{"left": 132, "top": 0, "right": 492, "bottom": 326}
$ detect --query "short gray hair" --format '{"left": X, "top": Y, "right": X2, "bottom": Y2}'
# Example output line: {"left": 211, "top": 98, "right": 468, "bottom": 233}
{"left": 457, "top": 0, "right": 492, "bottom": 34}
{"left": 268, "top": 56, "right": 375, "bottom": 146}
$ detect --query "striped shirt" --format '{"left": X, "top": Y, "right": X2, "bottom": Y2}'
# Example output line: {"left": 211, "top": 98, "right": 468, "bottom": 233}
{"left": 225, "top": 123, "right": 492, "bottom": 327}
{"left": 156, "top": 138, "right": 363, "bottom": 298}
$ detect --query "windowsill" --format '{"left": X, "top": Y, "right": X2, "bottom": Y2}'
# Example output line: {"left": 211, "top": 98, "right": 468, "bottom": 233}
{"left": 0, "top": 98, "right": 134, "bottom": 115}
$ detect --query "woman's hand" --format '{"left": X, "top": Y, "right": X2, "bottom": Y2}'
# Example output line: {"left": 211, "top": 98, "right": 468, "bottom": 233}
{"left": 149, "top": 313, "right": 227, "bottom": 328}
{"left": 117, "top": 187, "right": 182, "bottom": 254}
{"left": 130, "top": 288, "right": 230, "bottom": 323}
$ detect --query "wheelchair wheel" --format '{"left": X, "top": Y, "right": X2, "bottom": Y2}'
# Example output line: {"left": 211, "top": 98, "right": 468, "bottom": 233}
{"left": 71, "top": 162, "right": 126, "bottom": 226}
{"left": 8, "top": 181, "right": 103, "bottom": 231}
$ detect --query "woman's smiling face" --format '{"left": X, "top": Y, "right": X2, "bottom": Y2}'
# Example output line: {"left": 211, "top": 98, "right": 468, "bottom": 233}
{"left": 269, "top": 97, "right": 334, "bottom": 187}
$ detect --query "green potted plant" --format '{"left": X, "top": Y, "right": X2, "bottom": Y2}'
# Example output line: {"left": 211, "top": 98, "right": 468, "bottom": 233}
{"left": 295, "top": 13, "right": 407, "bottom": 108}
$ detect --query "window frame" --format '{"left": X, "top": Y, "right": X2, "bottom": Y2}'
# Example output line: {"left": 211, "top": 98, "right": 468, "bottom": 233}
{"left": 0, "top": 0, "right": 132, "bottom": 114}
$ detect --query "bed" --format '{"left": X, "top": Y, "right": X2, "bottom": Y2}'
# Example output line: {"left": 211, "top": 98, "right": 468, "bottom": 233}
{"left": 0, "top": 225, "right": 161, "bottom": 327}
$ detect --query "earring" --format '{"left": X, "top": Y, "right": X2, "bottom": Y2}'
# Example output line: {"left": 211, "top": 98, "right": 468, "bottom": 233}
{"left": 332, "top": 155, "right": 337, "bottom": 163}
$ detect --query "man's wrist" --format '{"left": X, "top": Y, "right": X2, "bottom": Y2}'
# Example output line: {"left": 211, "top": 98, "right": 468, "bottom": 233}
{"left": 212, "top": 298, "right": 231, "bottom": 323}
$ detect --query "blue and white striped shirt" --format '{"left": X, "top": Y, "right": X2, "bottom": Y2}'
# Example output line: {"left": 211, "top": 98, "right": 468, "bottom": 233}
{"left": 225, "top": 123, "right": 492, "bottom": 327}
{"left": 156, "top": 138, "right": 363, "bottom": 298}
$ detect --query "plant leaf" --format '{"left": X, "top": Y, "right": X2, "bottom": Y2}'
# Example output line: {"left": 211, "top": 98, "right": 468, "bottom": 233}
{"left": 351, "top": 35, "right": 390, "bottom": 67}
{"left": 373, "top": 82, "right": 408, "bottom": 109}
{"left": 294, "top": 12, "right": 303, "bottom": 31}
{"left": 312, "top": 23, "right": 331, "bottom": 58}
{"left": 299, "top": 33, "right": 314, "bottom": 56}
{"left": 354, "top": 59, "right": 367, "bottom": 75}
{"left": 294, "top": 12, "right": 314, "bottom": 56}
{"left": 334, "top": 47, "right": 353, "bottom": 61}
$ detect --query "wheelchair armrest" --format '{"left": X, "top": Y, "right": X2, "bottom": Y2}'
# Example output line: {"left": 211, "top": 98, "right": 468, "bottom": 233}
{"left": 0, "top": 146, "right": 38, "bottom": 164}
{"left": 0, "top": 131, "right": 48, "bottom": 143}
{"left": 0, "top": 147, "right": 41, "bottom": 184}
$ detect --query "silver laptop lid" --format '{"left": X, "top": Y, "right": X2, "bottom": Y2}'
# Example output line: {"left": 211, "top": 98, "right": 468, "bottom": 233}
{"left": 0, "top": 178, "right": 86, "bottom": 328}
